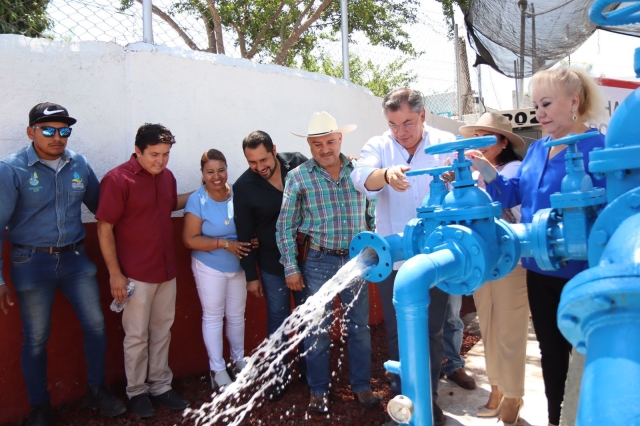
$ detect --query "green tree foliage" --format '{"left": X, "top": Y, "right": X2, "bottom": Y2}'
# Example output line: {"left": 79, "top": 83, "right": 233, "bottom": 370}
{"left": 0, "top": 0, "right": 51, "bottom": 36}
{"left": 122, "top": 0, "right": 419, "bottom": 66}
{"left": 304, "top": 53, "right": 417, "bottom": 97}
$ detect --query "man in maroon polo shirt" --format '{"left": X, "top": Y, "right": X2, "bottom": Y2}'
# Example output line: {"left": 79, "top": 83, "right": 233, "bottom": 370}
{"left": 96, "top": 123, "right": 192, "bottom": 418}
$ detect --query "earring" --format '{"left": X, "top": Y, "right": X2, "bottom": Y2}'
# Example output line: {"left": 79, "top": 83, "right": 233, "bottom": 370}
{"left": 572, "top": 109, "right": 577, "bottom": 121}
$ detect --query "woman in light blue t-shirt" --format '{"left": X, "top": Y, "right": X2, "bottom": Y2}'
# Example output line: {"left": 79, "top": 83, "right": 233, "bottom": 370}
{"left": 183, "top": 149, "right": 252, "bottom": 390}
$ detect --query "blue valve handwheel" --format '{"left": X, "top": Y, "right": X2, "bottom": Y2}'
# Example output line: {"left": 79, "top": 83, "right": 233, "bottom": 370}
{"left": 406, "top": 165, "right": 454, "bottom": 177}
{"left": 590, "top": 0, "right": 640, "bottom": 26}
{"left": 543, "top": 131, "right": 600, "bottom": 148}
{"left": 424, "top": 136, "right": 497, "bottom": 155}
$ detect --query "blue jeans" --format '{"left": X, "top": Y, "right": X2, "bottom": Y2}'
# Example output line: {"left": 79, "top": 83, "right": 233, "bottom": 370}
{"left": 260, "top": 269, "right": 307, "bottom": 374}
{"left": 442, "top": 294, "right": 465, "bottom": 376}
{"left": 300, "top": 249, "right": 371, "bottom": 394}
{"left": 10, "top": 244, "right": 106, "bottom": 405}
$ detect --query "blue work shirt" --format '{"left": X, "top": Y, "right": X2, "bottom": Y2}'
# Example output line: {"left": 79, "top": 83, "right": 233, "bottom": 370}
{"left": 486, "top": 130, "right": 606, "bottom": 279}
{"left": 0, "top": 143, "right": 100, "bottom": 284}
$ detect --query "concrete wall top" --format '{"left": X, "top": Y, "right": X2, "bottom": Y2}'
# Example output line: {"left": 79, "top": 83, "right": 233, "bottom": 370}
{"left": 0, "top": 34, "right": 462, "bottom": 222}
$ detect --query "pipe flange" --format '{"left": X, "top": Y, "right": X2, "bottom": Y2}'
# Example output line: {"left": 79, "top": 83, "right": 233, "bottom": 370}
{"left": 435, "top": 202, "right": 502, "bottom": 223}
{"left": 558, "top": 268, "right": 640, "bottom": 354}
{"left": 531, "top": 208, "right": 564, "bottom": 270}
{"left": 550, "top": 188, "right": 607, "bottom": 209}
{"left": 491, "top": 219, "right": 521, "bottom": 280}
{"left": 588, "top": 187, "right": 640, "bottom": 265}
{"left": 425, "top": 225, "right": 490, "bottom": 295}
{"left": 349, "top": 232, "right": 392, "bottom": 282}
{"left": 403, "top": 219, "right": 427, "bottom": 260}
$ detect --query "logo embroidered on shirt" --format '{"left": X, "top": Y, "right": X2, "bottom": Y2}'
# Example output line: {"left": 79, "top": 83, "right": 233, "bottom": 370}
{"left": 28, "top": 172, "right": 42, "bottom": 192}
{"left": 29, "top": 172, "right": 39, "bottom": 186}
{"left": 71, "top": 172, "right": 84, "bottom": 189}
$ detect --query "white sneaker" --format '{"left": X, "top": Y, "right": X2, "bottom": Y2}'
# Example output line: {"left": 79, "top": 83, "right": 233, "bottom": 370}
{"left": 211, "top": 369, "right": 232, "bottom": 390}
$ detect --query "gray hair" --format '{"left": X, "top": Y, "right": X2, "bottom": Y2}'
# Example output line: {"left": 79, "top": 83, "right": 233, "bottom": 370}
{"left": 382, "top": 88, "right": 424, "bottom": 115}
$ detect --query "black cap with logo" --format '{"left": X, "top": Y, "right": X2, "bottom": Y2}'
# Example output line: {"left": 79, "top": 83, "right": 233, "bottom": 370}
{"left": 29, "top": 102, "right": 77, "bottom": 126}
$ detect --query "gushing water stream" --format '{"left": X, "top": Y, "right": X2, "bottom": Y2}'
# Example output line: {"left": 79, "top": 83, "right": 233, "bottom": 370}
{"left": 185, "top": 250, "right": 376, "bottom": 425}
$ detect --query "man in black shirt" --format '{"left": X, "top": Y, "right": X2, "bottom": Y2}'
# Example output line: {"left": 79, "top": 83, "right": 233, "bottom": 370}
{"left": 233, "top": 131, "right": 307, "bottom": 400}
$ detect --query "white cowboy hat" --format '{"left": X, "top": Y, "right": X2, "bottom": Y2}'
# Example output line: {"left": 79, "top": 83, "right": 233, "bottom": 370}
{"left": 291, "top": 111, "right": 357, "bottom": 138}
{"left": 459, "top": 112, "right": 525, "bottom": 150}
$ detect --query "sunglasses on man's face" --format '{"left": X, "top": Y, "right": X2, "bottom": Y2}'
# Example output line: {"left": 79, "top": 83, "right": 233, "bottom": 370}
{"left": 32, "top": 126, "right": 73, "bottom": 138}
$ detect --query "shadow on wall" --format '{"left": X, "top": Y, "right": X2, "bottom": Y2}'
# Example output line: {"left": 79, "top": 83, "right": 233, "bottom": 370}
{"left": 0, "top": 218, "right": 384, "bottom": 423}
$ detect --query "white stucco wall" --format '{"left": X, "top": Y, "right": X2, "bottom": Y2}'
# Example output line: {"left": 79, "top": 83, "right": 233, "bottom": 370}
{"left": 0, "top": 34, "right": 462, "bottom": 219}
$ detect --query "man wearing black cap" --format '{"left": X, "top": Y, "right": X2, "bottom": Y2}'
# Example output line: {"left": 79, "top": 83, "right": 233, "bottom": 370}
{"left": 0, "top": 103, "right": 126, "bottom": 425}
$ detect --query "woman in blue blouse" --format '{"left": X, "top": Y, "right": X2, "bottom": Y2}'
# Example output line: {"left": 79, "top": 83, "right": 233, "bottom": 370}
{"left": 468, "top": 67, "right": 605, "bottom": 426}
{"left": 183, "top": 149, "right": 252, "bottom": 390}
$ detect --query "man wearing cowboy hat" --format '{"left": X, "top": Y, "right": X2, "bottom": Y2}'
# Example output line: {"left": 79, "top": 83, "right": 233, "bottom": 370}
{"left": 276, "top": 111, "right": 380, "bottom": 413}
{"left": 350, "top": 88, "right": 458, "bottom": 424}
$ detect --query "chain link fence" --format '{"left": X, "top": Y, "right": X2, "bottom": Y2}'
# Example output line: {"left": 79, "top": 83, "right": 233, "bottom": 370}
{"left": 1, "top": 0, "right": 509, "bottom": 118}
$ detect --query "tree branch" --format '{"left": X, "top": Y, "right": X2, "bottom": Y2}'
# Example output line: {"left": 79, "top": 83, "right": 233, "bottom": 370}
{"left": 230, "top": 23, "right": 248, "bottom": 57}
{"left": 136, "top": 0, "right": 200, "bottom": 51}
{"left": 274, "top": 0, "right": 332, "bottom": 64}
{"left": 246, "top": 1, "right": 286, "bottom": 58}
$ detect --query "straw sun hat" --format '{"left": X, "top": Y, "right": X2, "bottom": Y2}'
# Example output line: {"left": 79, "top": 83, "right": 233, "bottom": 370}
{"left": 291, "top": 111, "right": 357, "bottom": 138}
{"left": 458, "top": 112, "right": 525, "bottom": 150}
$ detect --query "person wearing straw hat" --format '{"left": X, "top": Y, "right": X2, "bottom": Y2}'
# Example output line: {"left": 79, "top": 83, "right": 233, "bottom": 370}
{"left": 276, "top": 111, "right": 380, "bottom": 413}
{"left": 458, "top": 112, "right": 529, "bottom": 425}
{"left": 350, "top": 88, "right": 456, "bottom": 425}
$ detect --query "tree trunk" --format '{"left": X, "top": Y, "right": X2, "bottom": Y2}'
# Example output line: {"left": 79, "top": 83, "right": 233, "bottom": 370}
{"left": 205, "top": 0, "right": 225, "bottom": 55}
{"left": 202, "top": 15, "right": 217, "bottom": 53}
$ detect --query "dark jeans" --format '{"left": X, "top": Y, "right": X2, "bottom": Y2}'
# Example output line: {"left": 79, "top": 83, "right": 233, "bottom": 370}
{"left": 10, "top": 245, "right": 106, "bottom": 406}
{"left": 260, "top": 269, "right": 307, "bottom": 374}
{"left": 527, "top": 270, "right": 573, "bottom": 425}
{"left": 301, "top": 249, "right": 371, "bottom": 394}
{"left": 428, "top": 287, "right": 449, "bottom": 401}
{"left": 379, "top": 270, "right": 449, "bottom": 400}
{"left": 442, "top": 294, "right": 465, "bottom": 376}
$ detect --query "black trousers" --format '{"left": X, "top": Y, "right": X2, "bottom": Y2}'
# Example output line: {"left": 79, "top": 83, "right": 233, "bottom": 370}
{"left": 526, "top": 270, "right": 573, "bottom": 425}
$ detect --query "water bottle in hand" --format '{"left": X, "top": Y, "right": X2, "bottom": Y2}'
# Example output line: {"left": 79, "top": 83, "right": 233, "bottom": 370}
{"left": 110, "top": 282, "right": 135, "bottom": 313}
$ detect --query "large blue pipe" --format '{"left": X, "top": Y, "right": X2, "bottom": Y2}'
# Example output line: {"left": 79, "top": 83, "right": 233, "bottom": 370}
{"left": 559, "top": 213, "right": 640, "bottom": 425}
{"left": 393, "top": 248, "right": 463, "bottom": 426}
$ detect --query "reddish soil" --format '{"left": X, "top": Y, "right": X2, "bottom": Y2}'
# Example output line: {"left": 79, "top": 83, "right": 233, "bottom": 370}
{"left": 8, "top": 297, "right": 478, "bottom": 426}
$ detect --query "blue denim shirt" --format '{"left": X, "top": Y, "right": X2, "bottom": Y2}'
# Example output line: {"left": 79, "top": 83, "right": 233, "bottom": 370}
{"left": 0, "top": 143, "right": 100, "bottom": 284}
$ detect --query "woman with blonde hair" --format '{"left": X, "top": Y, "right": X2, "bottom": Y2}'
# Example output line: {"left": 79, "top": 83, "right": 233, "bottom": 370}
{"left": 458, "top": 112, "right": 529, "bottom": 425}
{"left": 468, "top": 67, "right": 605, "bottom": 426}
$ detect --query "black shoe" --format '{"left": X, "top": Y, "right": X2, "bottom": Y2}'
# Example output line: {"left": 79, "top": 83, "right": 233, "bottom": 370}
{"left": 433, "top": 402, "right": 446, "bottom": 426}
{"left": 87, "top": 384, "right": 127, "bottom": 417}
{"left": 28, "top": 401, "right": 52, "bottom": 426}
{"left": 150, "top": 389, "right": 189, "bottom": 410}
{"left": 129, "top": 394, "right": 157, "bottom": 418}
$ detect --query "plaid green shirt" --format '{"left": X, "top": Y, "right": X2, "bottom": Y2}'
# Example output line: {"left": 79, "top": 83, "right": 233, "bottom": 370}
{"left": 276, "top": 154, "right": 369, "bottom": 277}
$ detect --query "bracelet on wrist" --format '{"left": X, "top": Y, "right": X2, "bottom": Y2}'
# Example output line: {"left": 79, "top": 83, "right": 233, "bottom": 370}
{"left": 384, "top": 168, "right": 390, "bottom": 184}
{"left": 225, "top": 239, "right": 230, "bottom": 249}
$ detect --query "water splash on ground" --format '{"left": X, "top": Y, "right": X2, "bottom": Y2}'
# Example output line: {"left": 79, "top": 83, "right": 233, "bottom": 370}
{"left": 185, "top": 251, "right": 376, "bottom": 425}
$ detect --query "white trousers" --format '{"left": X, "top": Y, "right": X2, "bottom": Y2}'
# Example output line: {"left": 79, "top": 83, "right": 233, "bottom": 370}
{"left": 191, "top": 258, "right": 247, "bottom": 372}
